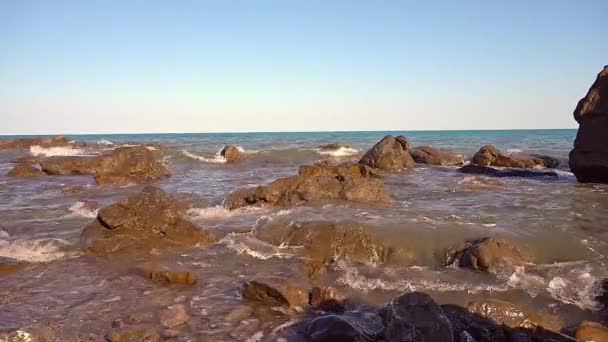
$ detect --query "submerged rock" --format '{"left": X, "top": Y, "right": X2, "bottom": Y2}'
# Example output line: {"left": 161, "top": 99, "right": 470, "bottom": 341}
{"left": 40, "top": 146, "right": 169, "bottom": 185}
{"left": 7, "top": 164, "right": 46, "bottom": 177}
{"left": 472, "top": 145, "right": 554, "bottom": 168}
{"left": 410, "top": 146, "right": 464, "bottom": 166}
{"left": 225, "top": 163, "right": 389, "bottom": 209}
{"left": 379, "top": 292, "right": 454, "bottom": 342}
{"left": 458, "top": 164, "right": 558, "bottom": 178}
{"left": 220, "top": 145, "right": 243, "bottom": 163}
{"left": 359, "top": 135, "right": 415, "bottom": 171}
{"left": 448, "top": 237, "right": 528, "bottom": 273}
{"left": 304, "top": 309, "right": 385, "bottom": 342}
{"left": 570, "top": 65, "right": 608, "bottom": 183}
{"left": 81, "top": 186, "right": 216, "bottom": 256}
{"left": 159, "top": 304, "right": 189, "bottom": 328}
{"left": 242, "top": 278, "right": 309, "bottom": 309}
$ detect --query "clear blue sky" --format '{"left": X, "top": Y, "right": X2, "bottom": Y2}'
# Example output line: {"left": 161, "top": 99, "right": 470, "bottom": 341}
{"left": 1, "top": 0, "right": 606, "bottom": 134}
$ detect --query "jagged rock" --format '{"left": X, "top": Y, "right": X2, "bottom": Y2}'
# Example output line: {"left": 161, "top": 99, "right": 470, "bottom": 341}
{"left": 458, "top": 164, "right": 558, "bottom": 178}
{"left": 242, "top": 278, "right": 308, "bottom": 309}
{"left": 570, "top": 66, "right": 608, "bottom": 183}
{"left": 304, "top": 309, "right": 384, "bottom": 342}
{"left": 7, "top": 164, "right": 46, "bottom": 177}
{"left": 220, "top": 145, "right": 243, "bottom": 163}
{"left": 380, "top": 292, "right": 454, "bottom": 342}
{"left": 472, "top": 145, "right": 554, "bottom": 168}
{"left": 359, "top": 135, "right": 415, "bottom": 171}
{"left": 574, "top": 321, "right": 608, "bottom": 342}
{"left": 81, "top": 186, "right": 216, "bottom": 256}
{"left": 410, "top": 146, "right": 464, "bottom": 166}
{"left": 225, "top": 163, "right": 389, "bottom": 209}
{"left": 136, "top": 262, "right": 198, "bottom": 285}
{"left": 448, "top": 238, "right": 528, "bottom": 273}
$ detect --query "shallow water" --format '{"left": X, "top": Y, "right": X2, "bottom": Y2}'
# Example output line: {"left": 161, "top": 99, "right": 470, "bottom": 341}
{"left": 1, "top": 130, "right": 607, "bottom": 340}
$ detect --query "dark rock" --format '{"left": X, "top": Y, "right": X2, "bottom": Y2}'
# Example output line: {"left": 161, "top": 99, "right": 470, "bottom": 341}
{"left": 379, "top": 292, "right": 454, "bottom": 342}
{"left": 136, "top": 262, "right": 198, "bottom": 285}
{"left": 242, "top": 278, "right": 309, "bottom": 308}
{"left": 448, "top": 238, "right": 528, "bottom": 273}
{"left": 359, "top": 135, "right": 415, "bottom": 171}
{"left": 7, "top": 164, "right": 46, "bottom": 177}
{"left": 574, "top": 321, "right": 608, "bottom": 342}
{"left": 530, "top": 154, "right": 560, "bottom": 169}
{"left": 442, "top": 304, "right": 508, "bottom": 342}
{"left": 220, "top": 145, "right": 243, "bottom": 163}
{"left": 0, "top": 136, "right": 70, "bottom": 150}
{"left": 81, "top": 186, "right": 216, "bottom": 256}
{"left": 410, "top": 146, "right": 464, "bottom": 166}
{"left": 225, "top": 163, "right": 389, "bottom": 209}
{"left": 304, "top": 309, "right": 385, "bottom": 342}
{"left": 472, "top": 145, "right": 553, "bottom": 168}
{"left": 458, "top": 164, "right": 558, "bottom": 178}
{"left": 570, "top": 66, "right": 608, "bottom": 183}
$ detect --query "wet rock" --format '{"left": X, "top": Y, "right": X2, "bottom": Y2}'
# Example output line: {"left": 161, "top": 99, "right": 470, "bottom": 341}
{"left": 448, "top": 238, "right": 528, "bottom": 273}
{"left": 300, "top": 260, "right": 327, "bottom": 281}
{"left": 105, "top": 326, "right": 160, "bottom": 342}
{"left": 410, "top": 146, "right": 464, "bottom": 166}
{"left": 40, "top": 146, "right": 169, "bottom": 185}
{"left": 442, "top": 304, "right": 508, "bottom": 342}
{"left": 242, "top": 278, "right": 309, "bottom": 309}
{"left": 359, "top": 135, "right": 415, "bottom": 171}
{"left": 309, "top": 286, "right": 346, "bottom": 312}
{"left": 304, "top": 309, "right": 385, "bottom": 342}
{"left": 598, "top": 279, "right": 608, "bottom": 319}
{"left": 472, "top": 145, "right": 554, "bottom": 168}
{"left": 11, "top": 156, "right": 40, "bottom": 164}
{"left": 458, "top": 164, "right": 558, "bottom": 178}
{"left": 225, "top": 305, "right": 254, "bottom": 322}
{"left": 465, "top": 299, "right": 562, "bottom": 331}
{"left": 379, "top": 292, "right": 454, "bottom": 342}
{"left": 570, "top": 66, "right": 608, "bottom": 183}
{"left": 136, "top": 262, "right": 198, "bottom": 285}
{"left": 0, "top": 135, "right": 70, "bottom": 150}
{"left": 225, "top": 163, "right": 389, "bottom": 209}
{"left": 81, "top": 186, "right": 216, "bottom": 256}
{"left": 574, "top": 321, "right": 608, "bottom": 342}
{"left": 160, "top": 304, "right": 189, "bottom": 328}
{"left": 1, "top": 324, "right": 59, "bottom": 342}
{"left": 220, "top": 145, "right": 243, "bottom": 163}
{"left": 7, "top": 164, "right": 46, "bottom": 177}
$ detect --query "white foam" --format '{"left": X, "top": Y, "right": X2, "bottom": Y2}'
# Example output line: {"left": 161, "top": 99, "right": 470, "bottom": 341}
{"left": 97, "top": 139, "right": 114, "bottom": 145}
{"left": 181, "top": 150, "right": 227, "bottom": 164}
{"left": 0, "top": 238, "right": 80, "bottom": 262}
{"left": 65, "top": 201, "right": 99, "bottom": 219}
{"left": 145, "top": 146, "right": 157, "bottom": 151}
{"left": 29, "top": 145, "right": 84, "bottom": 157}
{"left": 187, "top": 206, "right": 265, "bottom": 220}
{"left": 506, "top": 148, "right": 523, "bottom": 154}
{"left": 318, "top": 146, "right": 359, "bottom": 157}
{"left": 220, "top": 233, "right": 296, "bottom": 260}
{"left": 0, "top": 227, "right": 9, "bottom": 239}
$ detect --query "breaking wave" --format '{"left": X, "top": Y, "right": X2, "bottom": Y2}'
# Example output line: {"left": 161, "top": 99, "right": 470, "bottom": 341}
{"left": 318, "top": 146, "right": 359, "bottom": 157}
{"left": 220, "top": 233, "right": 297, "bottom": 260}
{"left": 29, "top": 145, "right": 85, "bottom": 157}
{"left": 0, "top": 238, "right": 81, "bottom": 262}
{"left": 65, "top": 201, "right": 99, "bottom": 219}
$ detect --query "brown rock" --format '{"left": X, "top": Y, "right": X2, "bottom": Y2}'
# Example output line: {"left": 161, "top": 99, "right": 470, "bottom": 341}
{"left": 575, "top": 321, "right": 608, "bottom": 342}
{"left": 319, "top": 143, "right": 352, "bottom": 151}
{"left": 472, "top": 145, "right": 552, "bottom": 168}
{"left": 309, "top": 286, "right": 345, "bottom": 312}
{"left": 224, "top": 163, "right": 389, "bottom": 209}
{"left": 159, "top": 304, "right": 189, "bottom": 328}
{"left": 136, "top": 262, "right": 198, "bottom": 285}
{"left": 359, "top": 135, "right": 415, "bottom": 171}
{"left": 570, "top": 66, "right": 608, "bottom": 183}
{"left": 220, "top": 145, "right": 243, "bottom": 163}
{"left": 410, "top": 146, "right": 464, "bottom": 166}
{"left": 81, "top": 186, "right": 216, "bottom": 256}
{"left": 466, "top": 299, "right": 562, "bottom": 331}
{"left": 224, "top": 305, "right": 254, "bottom": 322}
{"left": 242, "top": 278, "right": 308, "bottom": 308}
{"left": 7, "top": 164, "right": 46, "bottom": 177}
{"left": 105, "top": 326, "right": 160, "bottom": 342}
{"left": 40, "top": 156, "right": 101, "bottom": 175}
{"left": 449, "top": 237, "right": 528, "bottom": 273}
{"left": 11, "top": 156, "right": 40, "bottom": 164}
{"left": 0, "top": 135, "right": 70, "bottom": 150}
{"left": 300, "top": 260, "right": 327, "bottom": 281}
{"left": 0, "top": 259, "right": 26, "bottom": 277}
{"left": 1, "top": 324, "right": 60, "bottom": 342}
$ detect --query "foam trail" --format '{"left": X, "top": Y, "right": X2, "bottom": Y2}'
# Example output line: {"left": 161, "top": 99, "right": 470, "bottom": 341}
{"left": 220, "top": 233, "right": 296, "bottom": 260}
{"left": 187, "top": 206, "right": 265, "bottom": 219}
{"left": 182, "top": 150, "right": 227, "bottom": 164}
{"left": 0, "top": 238, "right": 81, "bottom": 262}
{"left": 97, "top": 139, "right": 114, "bottom": 145}
{"left": 30, "top": 145, "right": 84, "bottom": 157}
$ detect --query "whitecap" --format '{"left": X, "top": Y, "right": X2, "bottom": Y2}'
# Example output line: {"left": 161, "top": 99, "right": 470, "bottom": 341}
{"left": 318, "top": 146, "right": 359, "bottom": 157}
{"left": 0, "top": 238, "right": 81, "bottom": 262}
{"left": 65, "top": 201, "right": 99, "bottom": 219}
{"left": 97, "top": 139, "right": 114, "bottom": 145}
{"left": 181, "top": 150, "right": 227, "bottom": 164}
{"left": 187, "top": 206, "right": 265, "bottom": 220}
{"left": 219, "top": 233, "right": 296, "bottom": 260}
{"left": 506, "top": 148, "right": 523, "bottom": 154}
{"left": 29, "top": 145, "right": 84, "bottom": 157}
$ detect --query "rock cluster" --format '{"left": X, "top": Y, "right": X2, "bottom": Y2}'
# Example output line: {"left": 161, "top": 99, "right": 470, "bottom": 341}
{"left": 410, "top": 146, "right": 464, "bottom": 166}
{"left": 472, "top": 145, "right": 555, "bottom": 168}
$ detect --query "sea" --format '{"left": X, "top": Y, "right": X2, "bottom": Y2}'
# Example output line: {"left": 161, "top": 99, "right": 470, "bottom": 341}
{"left": 1, "top": 129, "right": 607, "bottom": 340}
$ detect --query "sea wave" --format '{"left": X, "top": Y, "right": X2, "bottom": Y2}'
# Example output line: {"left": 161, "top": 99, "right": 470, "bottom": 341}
{"left": 219, "top": 233, "right": 297, "bottom": 260}
{"left": 65, "top": 201, "right": 99, "bottom": 219}
{"left": 29, "top": 145, "right": 85, "bottom": 157}
{"left": 0, "top": 238, "right": 81, "bottom": 262}
{"left": 318, "top": 146, "right": 359, "bottom": 157}
{"left": 97, "top": 139, "right": 114, "bottom": 145}
{"left": 187, "top": 205, "right": 265, "bottom": 219}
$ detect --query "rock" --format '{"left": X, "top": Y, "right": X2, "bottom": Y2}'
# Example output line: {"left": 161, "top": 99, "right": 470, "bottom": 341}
{"left": 225, "top": 305, "right": 254, "bottom": 322}
{"left": 304, "top": 309, "right": 384, "bottom": 342}
{"left": 242, "top": 278, "right": 308, "bottom": 309}
{"left": 225, "top": 163, "right": 389, "bottom": 209}
{"left": 105, "top": 326, "right": 160, "bottom": 342}
{"left": 448, "top": 238, "right": 528, "bottom": 273}
{"left": 570, "top": 66, "right": 608, "bottom": 183}
{"left": 530, "top": 154, "right": 560, "bottom": 169}
{"left": 458, "top": 164, "right": 558, "bottom": 178}
{"left": 574, "top": 321, "right": 608, "bottom": 342}
{"left": 0, "top": 258, "right": 26, "bottom": 277}
{"left": 379, "top": 292, "right": 454, "bottom": 342}
{"left": 160, "top": 304, "right": 189, "bottom": 328}
{"left": 442, "top": 304, "right": 508, "bottom": 342}
{"left": 0, "top": 136, "right": 70, "bottom": 150}
{"left": 81, "top": 186, "right": 216, "bottom": 256}
{"left": 7, "top": 164, "right": 46, "bottom": 177}
{"left": 300, "top": 260, "right": 327, "bottom": 281}
{"left": 472, "top": 145, "right": 553, "bottom": 168}
{"left": 410, "top": 146, "right": 464, "bottom": 166}
{"left": 136, "top": 262, "right": 198, "bottom": 285}
{"left": 220, "top": 145, "right": 243, "bottom": 163}
{"left": 309, "top": 287, "right": 345, "bottom": 312}
{"left": 359, "top": 135, "right": 415, "bottom": 171}
{"left": 255, "top": 221, "right": 398, "bottom": 265}
{"left": 598, "top": 279, "right": 608, "bottom": 318}
{"left": 11, "top": 156, "right": 40, "bottom": 164}
{"left": 1, "top": 324, "right": 59, "bottom": 342}
{"left": 465, "top": 299, "right": 561, "bottom": 331}
{"left": 40, "top": 146, "right": 169, "bottom": 185}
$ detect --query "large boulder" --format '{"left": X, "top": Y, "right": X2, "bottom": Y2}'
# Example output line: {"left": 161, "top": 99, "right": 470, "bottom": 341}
{"left": 81, "top": 186, "right": 216, "bottom": 256}
{"left": 379, "top": 292, "right": 454, "bottom": 342}
{"left": 7, "top": 164, "right": 46, "bottom": 177}
{"left": 575, "top": 321, "right": 608, "bottom": 342}
{"left": 472, "top": 145, "right": 553, "bottom": 168}
{"left": 220, "top": 145, "right": 243, "bottom": 163}
{"left": 0, "top": 136, "right": 70, "bottom": 150}
{"left": 458, "top": 164, "right": 558, "bottom": 178}
{"left": 224, "top": 163, "right": 389, "bottom": 209}
{"left": 359, "top": 135, "right": 415, "bottom": 171}
{"left": 448, "top": 238, "right": 528, "bottom": 273}
{"left": 410, "top": 146, "right": 464, "bottom": 166}
{"left": 40, "top": 146, "right": 168, "bottom": 185}
{"left": 570, "top": 66, "right": 608, "bottom": 183}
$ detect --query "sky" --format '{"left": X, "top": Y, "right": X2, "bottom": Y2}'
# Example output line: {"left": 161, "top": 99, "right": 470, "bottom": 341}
{"left": 1, "top": 1, "right": 607, "bottom": 135}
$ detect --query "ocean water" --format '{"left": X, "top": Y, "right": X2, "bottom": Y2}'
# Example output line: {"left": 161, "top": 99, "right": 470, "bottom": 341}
{"left": 1, "top": 129, "right": 607, "bottom": 340}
